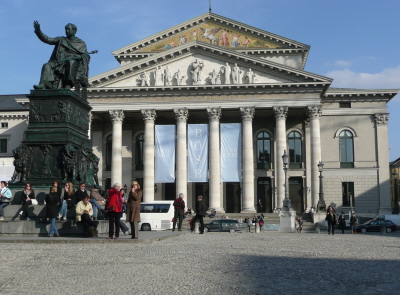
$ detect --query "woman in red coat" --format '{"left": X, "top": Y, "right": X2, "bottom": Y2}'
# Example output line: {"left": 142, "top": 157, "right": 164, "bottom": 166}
{"left": 107, "top": 183, "right": 123, "bottom": 239}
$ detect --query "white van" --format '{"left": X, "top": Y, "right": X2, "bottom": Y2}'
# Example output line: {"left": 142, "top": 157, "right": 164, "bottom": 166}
{"left": 375, "top": 214, "right": 400, "bottom": 226}
{"left": 139, "top": 201, "right": 174, "bottom": 231}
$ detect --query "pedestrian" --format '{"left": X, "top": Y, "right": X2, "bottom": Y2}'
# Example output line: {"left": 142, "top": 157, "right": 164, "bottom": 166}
{"left": 76, "top": 195, "right": 97, "bottom": 237}
{"left": 191, "top": 195, "right": 206, "bottom": 234}
{"left": 46, "top": 187, "right": 61, "bottom": 237}
{"left": 350, "top": 212, "right": 357, "bottom": 234}
{"left": 127, "top": 181, "right": 142, "bottom": 239}
{"left": 107, "top": 183, "right": 124, "bottom": 239}
{"left": 238, "top": 216, "right": 243, "bottom": 223}
{"left": 20, "top": 183, "right": 35, "bottom": 220}
{"left": 325, "top": 206, "right": 338, "bottom": 235}
{"left": 172, "top": 193, "right": 185, "bottom": 231}
{"left": 75, "top": 183, "right": 89, "bottom": 204}
{"left": 338, "top": 212, "right": 346, "bottom": 234}
{"left": 0, "top": 181, "right": 12, "bottom": 221}
{"left": 247, "top": 217, "right": 252, "bottom": 232}
{"left": 58, "top": 182, "right": 76, "bottom": 220}
{"left": 259, "top": 217, "right": 264, "bottom": 232}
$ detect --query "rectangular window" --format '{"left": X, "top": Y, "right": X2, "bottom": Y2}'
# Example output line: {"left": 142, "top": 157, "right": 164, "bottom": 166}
{"left": 0, "top": 138, "right": 7, "bottom": 153}
{"left": 1, "top": 123, "right": 8, "bottom": 128}
{"left": 339, "top": 102, "right": 351, "bottom": 108}
{"left": 342, "top": 182, "right": 355, "bottom": 207}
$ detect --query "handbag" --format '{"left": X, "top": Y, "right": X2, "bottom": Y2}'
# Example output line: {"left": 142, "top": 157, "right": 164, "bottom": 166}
{"left": 31, "top": 199, "right": 38, "bottom": 205}
{"left": 0, "top": 196, "right": 11, "bottom": 203}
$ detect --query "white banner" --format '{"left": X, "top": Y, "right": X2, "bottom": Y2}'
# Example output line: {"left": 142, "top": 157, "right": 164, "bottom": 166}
{"left": 155, "top": 125, "right": 176, "bottom": 183}
{"left": 188, "top": 124, "right": 208, "bottom": 182}
{"left": 221, "top": 123, "right": 242, "bottom": 182}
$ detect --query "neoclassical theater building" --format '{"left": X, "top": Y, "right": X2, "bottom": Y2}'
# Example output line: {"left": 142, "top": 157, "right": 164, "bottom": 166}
{"left": 2, "top": 13, "right": 398, "bottom": 214}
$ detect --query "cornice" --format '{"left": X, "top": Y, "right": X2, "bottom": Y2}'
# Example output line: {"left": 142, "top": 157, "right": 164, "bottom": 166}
{"left": 112, "top": 12, "right": 309, "bottom": 56}
{"left": 323, "top": 88, "right": 399, "bottom": 102}
{"left": 90, "top": 41, "right": 331, "bottom": 88}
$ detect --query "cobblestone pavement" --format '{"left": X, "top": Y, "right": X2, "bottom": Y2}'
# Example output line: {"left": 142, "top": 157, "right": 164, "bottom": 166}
{"left": 1, "top": 231, "right": 400, "bottom": 294}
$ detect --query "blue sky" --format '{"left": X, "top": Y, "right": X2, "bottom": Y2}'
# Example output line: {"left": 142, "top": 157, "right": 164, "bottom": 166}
{"left": 1, "top": 0, "right": 400, "bottom": 160}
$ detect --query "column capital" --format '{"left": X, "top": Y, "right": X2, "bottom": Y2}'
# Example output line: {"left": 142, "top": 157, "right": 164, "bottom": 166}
{"left": 109, "top": 110, "right": 124, "bottom": 124}
{"left": 273, "top": 106, "right": 288, "bottom": 120}
{"left": 207, "top": 107, "right": 221, "bottom": 122}
{"left": 306, "top": 105, "right": 322, "bottom": 120}
{"left": 141, "top": 109, "right": 157, "bottom": 123}
{"left": 174, "top": 108, "right": 189, "bottom": 123}
{"left": 240, "top": 107, "right": 255, "bottom": 121}
{"left": 375, "top": 113, "right": 389, "bottom": 126}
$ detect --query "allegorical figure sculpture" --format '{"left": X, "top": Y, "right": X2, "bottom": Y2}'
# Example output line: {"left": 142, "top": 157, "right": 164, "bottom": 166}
{"left": 190, "top": 59, "right": 204, "bottom": 84}
{"left": 33, "top": 21, "right": 95, "bottom": 90}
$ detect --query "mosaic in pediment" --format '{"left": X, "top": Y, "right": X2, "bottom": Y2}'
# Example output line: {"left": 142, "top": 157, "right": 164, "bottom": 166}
{"left": 138, "top": 21, "right": 280, "bottom": 52}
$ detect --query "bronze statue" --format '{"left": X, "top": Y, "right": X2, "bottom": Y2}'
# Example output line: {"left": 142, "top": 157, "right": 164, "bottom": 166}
{"left": 33, "top": 21, "right": 97, "bottom": 90}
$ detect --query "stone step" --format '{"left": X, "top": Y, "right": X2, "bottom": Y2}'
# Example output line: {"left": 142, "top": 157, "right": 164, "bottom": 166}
{"left": 0, "top": 220, "right": 130, "bottom": 237}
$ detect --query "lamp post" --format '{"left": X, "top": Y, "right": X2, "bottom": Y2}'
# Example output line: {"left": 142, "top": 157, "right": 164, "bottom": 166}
{"left": 281, "top": 150, "right": 291, "bottom": 209}
{"left": 317, "top": 161, "right": 326, "bottom": 212}
{"left": 392, "top": 172, "right": 399, "bottom": 214}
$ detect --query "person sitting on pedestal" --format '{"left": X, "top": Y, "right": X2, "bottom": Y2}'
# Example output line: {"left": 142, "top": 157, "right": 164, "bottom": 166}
{"left": 75, "top": 183, "right": 89, "bottom": 204}
{"left": 89, "top": 185, "right": 106, "bottom": 220}
{"left": 58, "top": 182, "right": 76, "bottom": 220}
{"left": 20, "top": 183, "right": 35, "bottom": 220}
{"left": 76, "top": 195, "right": 97, "bottom": 236}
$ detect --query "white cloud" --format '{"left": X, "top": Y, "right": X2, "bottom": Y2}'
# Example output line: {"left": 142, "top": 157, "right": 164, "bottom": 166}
{"left": 326, "top": 65, "right": 400, "bottom": 90}
{"left": 335, "top": 60, "right": 351, "bottom": 67}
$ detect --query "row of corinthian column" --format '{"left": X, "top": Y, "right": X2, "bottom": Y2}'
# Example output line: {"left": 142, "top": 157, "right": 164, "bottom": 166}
{"left": 107, "top": 105, "right": 323, "bottom": 213}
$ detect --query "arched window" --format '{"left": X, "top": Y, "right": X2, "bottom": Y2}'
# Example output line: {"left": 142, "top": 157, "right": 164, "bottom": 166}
{"left": 135, "top": 133, "right": 144, "bottom": 170}
{"left": 339, "top": 130, "right": 354, "bottom": 168}
{"left": 288, "top": 131, "right": 302, "bottom": 169}
{"left": 105, "top": 134, "right": 112, "bottom": 171}
{"left": 256, "top": 132, "right": 271, "bottom": 169}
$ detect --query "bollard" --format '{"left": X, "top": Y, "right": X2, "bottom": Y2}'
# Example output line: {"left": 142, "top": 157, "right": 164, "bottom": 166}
{"left": 195, "top": 222, "right": 200, "bottom": 234}
{"left": 255, "top": 223, "right": 260, "bottom": 233}
{"left": 315, "top": 223, "right": 321, "bottom": 234}
{"left": 380, "top": 224, "right": 386, "bottom": 235}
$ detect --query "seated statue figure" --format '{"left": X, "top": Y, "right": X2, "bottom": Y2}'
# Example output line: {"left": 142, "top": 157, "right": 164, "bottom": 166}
{"left": 33, "top": 21, "right": 91, "bottom": 90}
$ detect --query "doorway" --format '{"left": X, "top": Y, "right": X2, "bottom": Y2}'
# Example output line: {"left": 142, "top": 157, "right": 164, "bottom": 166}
{"left": 257, "top": 177, "right": 272, "bottom": 213}
{"left": 225, "top": 182, "right": 241, "bottom": 213}
{"left": 164, "top": 183, "right": 176, "bottom": 200}
{"left": 195, "top": 183, "right": 209, "bottom": 209}
{"left": 289, "top": 177, "right": 303, "bottom": 212}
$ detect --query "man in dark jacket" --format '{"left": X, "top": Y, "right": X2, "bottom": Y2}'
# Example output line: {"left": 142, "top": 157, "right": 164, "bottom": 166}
{"left": 172, "top": 193, "right": 185, "bottom": 231}
{"left": 75, "top": 183, "right": 89, "bottom": 204}
{"left": 191, "top": 195, "right": 207, "bottom": 234}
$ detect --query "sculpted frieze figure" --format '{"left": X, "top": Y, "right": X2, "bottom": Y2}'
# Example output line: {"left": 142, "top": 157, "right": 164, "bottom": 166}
{"left": 139, "top": 71, "right": 150, "bottom": 86}
{"left": 10, "top": 145, "right": 31, "bottom": 183}
{"left": 173, "top": 70, "right": 185, "bottom": 85}
{"left": 209, "top": 69, "right": 219, "bottom": 85}
{"left": 153, "top": 66, "right": 163, "bottom": 86}
{"left": 164, "top": 66, "right": 172, "bottom": 86}
{"left": 245, "top": 68, "right": 257, "bottom": 84}
{"left": 33, "top": 21, "right": 96, "bottom": 90}
{"left": 63, "top": 143, "right": 77, "bottom": 182}
{"left": 232, "top": 63, "right": 243, "bottom": 84}
{"left": 190, "top": 59, "right": 204, "bottom": 84}
{"left": 220, "top": 62, "right": 231, "bottom": 84}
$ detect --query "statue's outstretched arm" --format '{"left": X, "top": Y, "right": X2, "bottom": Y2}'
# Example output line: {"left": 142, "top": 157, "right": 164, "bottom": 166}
{"left": 33, "top": 20, "right": 57, "bottom": 45}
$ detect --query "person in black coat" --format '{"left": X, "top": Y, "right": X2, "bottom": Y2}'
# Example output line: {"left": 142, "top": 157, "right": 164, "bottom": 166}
{"left": 75, "top": 183, "right": 89, "bottom": 204}
{"left": 325, "top": 206, "right": 338, "bottom": 235}
{"left": 49, "top": 180, "right": 62, "bottom": 199}
{"left": 338, "top": 212, "right": 347, "bottom": 234}
{"left": 46, "top": 188, "right": 61, "bottom": 237}
{"left": 190, "top": 195, "right": 207, "bottom": 234}
{"left": 20, "top": 183, "right": 35, "bottom": 220}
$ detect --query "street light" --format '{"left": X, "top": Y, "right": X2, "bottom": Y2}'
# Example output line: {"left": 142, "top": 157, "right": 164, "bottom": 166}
{"left": 281, "top": 150, "right": 291, "bottom": 209}
{"left": 393, "top": 172, "right": 399, "bottom": 214}
{"left": 317, "top": 161, "right": 326, "bottom": 212}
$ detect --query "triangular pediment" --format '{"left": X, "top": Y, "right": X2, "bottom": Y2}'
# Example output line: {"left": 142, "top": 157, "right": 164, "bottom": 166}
{"left": 112, "top": 12, "right": 310, "bottom": 69}
{"left": 90, "top": 41, "right": 331, "bottom": 89}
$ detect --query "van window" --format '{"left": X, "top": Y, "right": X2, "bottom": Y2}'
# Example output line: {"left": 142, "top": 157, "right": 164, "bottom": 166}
{"left": 140, "top": 204, "right": 171, "bottom": 213}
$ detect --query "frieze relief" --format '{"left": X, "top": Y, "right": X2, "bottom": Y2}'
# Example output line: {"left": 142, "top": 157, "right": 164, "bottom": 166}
{"left": 29, "top": 100, "right": 89, "bottom": 131}
{"left": 374, "top": 113, "right": 389, "bottom": 126}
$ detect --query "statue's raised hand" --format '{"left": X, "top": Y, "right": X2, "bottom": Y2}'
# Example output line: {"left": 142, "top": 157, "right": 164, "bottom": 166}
{"left": 33, "top": 20, "right": 40, "bottom": 31}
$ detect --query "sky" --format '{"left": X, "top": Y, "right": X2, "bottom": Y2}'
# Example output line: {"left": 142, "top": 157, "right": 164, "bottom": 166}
{"left": 1, "top": 0, "right": 399, "bottom": 160}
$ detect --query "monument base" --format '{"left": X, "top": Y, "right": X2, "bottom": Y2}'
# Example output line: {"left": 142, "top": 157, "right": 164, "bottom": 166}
{"left": 279, "top": 208, "right": 296, "bottom": 233}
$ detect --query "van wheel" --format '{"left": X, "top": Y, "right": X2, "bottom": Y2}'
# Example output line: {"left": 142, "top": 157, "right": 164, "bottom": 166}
{"left": 361, "top": 228, "right": 367, "bottom": 233}
{"left": 386, "top": 227, "right": 392, "bottom": 233}
{"left": 204, "top": 227, "right": 209, "bottom": 233}
{"left": 141, "top": 224, "right": 151, "bottom": 231}
{"left": 230, "top": 229, "right": 235, "bottom": 234}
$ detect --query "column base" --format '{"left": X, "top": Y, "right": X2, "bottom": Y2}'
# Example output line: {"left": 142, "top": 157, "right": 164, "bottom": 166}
{"left": 378, "top": 207, "right": 393, "bottom": 215}
{"left": 279, "top": 209, "right": 296, "bottom": 233}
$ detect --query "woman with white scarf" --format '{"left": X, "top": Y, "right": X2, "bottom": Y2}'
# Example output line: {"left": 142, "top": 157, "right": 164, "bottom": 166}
{"left": 0, "top": 181, "right": 12, "bottom": 221}
{"left": 20, "top": 183, "right": 35, "bottom": 220}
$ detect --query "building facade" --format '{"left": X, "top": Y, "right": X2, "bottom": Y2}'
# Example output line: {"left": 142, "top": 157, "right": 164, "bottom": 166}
{"left": 2, "top": 13, "right": 398, "bottom": 215}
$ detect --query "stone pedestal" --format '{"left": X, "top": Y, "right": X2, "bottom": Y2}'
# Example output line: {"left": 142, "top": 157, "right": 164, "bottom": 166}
{"left": 312, "top": 212, "right": 328, "bottom": 226}
{"left": 279, "top": 209, "right": 296, "bottom": 233}
{"left": 9, "top": 89, "right": 98, "bottom": 188}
